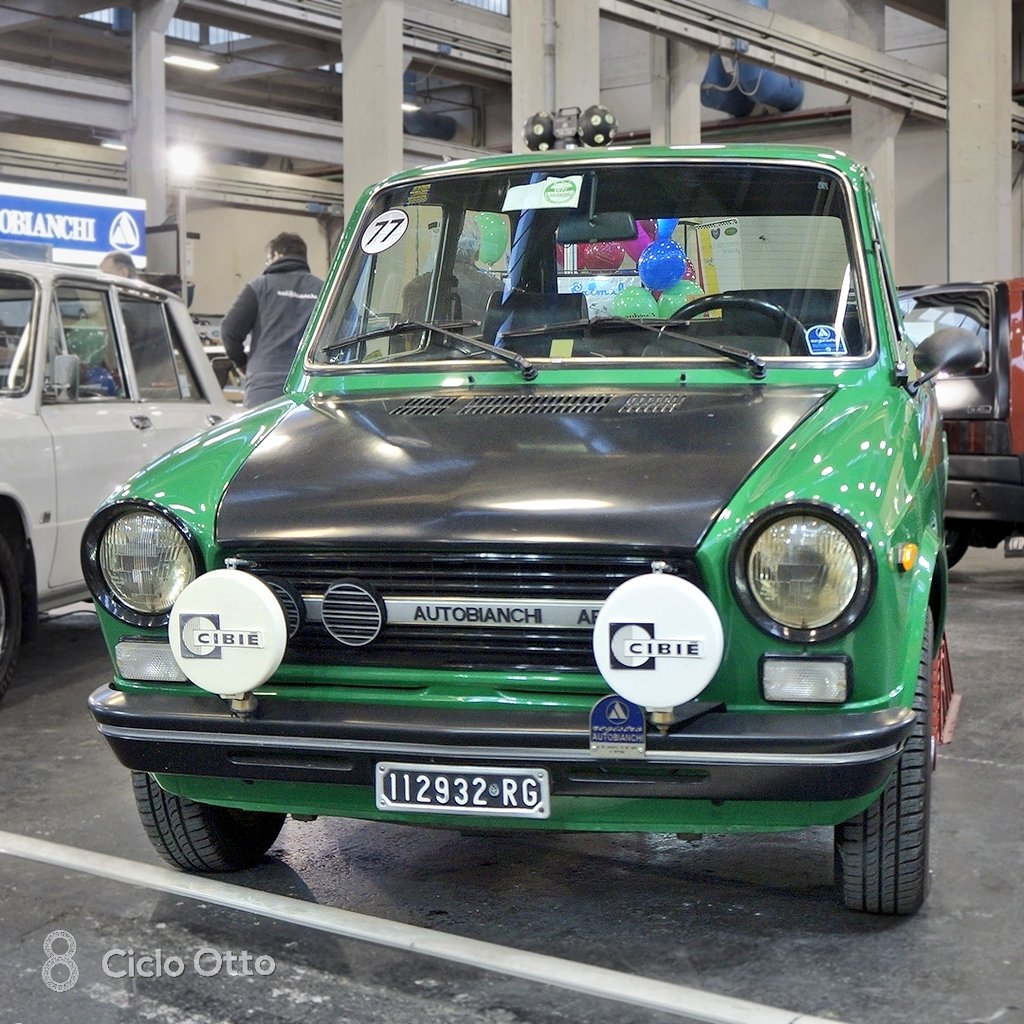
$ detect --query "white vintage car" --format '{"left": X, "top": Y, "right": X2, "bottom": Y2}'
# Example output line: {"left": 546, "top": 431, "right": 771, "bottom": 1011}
{"left": 0, "top": 258, "right": 234, "bottom": 698}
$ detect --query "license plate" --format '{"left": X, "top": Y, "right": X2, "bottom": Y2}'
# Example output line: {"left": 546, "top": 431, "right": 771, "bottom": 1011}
{"left": 375, "top": 763, "right": 550, "bottom": 818}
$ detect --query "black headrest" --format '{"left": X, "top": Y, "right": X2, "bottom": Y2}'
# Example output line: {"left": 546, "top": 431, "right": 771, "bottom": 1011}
{"left": 482, "top": 289, "right": 588, "bottom": 345}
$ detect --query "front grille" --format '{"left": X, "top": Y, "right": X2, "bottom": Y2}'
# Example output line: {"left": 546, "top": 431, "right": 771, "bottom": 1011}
{"left": 228, "top": 548, "right": 700, "bottom": 674}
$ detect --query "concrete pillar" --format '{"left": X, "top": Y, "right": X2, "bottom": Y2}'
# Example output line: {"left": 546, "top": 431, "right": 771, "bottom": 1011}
{"left": 129, "top": 0, "right": 177, "bottom": 225}
{"left": 850, "top": 99, "right": 904, "bottom": 250}
{"left": 553, "top": 0, "right": 600, "bottom": 115}
{"left": 342, "top": 0, "right": 404, "bottom": 223}
{"left": 511, "top": 0, "right": 601, "bottom": 152}
{"left": 650, "top": 37, "right": 704, "bottom": 146}
{"left": 947, "top": 0, "right": 1012, "bottom": 279}
{"left": 511, "top": 0, "right": 554, "bottom": 153}
{"left": 847, "top": 0, "right": 902, "bottom": 260}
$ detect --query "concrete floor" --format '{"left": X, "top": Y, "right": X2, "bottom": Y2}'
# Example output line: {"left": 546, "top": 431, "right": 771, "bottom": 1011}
{"left": 1, "top": 546, "right": 1022, "bottom": 1024}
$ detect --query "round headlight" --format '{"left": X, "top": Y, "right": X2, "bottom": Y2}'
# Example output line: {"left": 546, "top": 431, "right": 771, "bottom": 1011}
{"left": 97, "top": 508, "right": 197, "bottom": 619}
{"left": 733, "top": 508, "right": 874, "bottom": 641}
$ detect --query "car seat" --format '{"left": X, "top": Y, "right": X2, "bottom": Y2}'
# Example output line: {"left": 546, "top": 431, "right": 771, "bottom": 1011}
{"left": 482, "top": 290, "right": 588, "bottom": 346}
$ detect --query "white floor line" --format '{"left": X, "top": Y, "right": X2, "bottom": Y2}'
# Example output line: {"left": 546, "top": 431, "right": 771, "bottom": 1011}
{"left": 0, "top": 828, "right": 845, "bottom": 1024}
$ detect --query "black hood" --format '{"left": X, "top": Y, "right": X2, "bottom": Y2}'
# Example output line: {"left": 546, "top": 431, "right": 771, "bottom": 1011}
{"left": 216, "top": 385, "right": 832, "bottom": 550}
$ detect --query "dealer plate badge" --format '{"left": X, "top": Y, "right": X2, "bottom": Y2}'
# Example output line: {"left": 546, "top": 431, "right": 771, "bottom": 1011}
{"left": 590, "top": 694, "right": 646, "bottom": 758}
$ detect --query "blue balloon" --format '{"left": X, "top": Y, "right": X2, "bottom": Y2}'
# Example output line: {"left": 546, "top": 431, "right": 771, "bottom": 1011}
{"left": 656, "top": 217, "right": 678, "bottom": 240}
{"left": 637, "top": 239, "right": 686, "bottom": 291}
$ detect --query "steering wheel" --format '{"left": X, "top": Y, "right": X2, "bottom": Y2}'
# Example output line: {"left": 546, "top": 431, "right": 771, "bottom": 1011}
{"left": 670, "top": 293, "right": 807, "bottom": 349}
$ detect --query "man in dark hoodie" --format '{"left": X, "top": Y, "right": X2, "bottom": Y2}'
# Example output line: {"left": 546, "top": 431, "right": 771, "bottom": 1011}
{"left": 221, "top": 232, "right": 323, "bottom": 408}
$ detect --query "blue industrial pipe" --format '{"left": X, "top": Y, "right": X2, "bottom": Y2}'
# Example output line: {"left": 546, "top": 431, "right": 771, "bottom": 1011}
{"left": 700, "top": 0, "right": 804, "bottom": 118}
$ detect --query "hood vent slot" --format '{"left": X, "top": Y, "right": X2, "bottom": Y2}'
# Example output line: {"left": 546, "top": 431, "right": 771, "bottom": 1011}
{"left": 388, "top": 393, "right": 684, "bottom": 417}
{"left": 389, "top": 396, "right": 460, "bottom": 416}
{"left": 458, "top": 394, "right": 612, "bottom": 416}
{"left": 619, "top": 393, "right": 685, "bottom": 414}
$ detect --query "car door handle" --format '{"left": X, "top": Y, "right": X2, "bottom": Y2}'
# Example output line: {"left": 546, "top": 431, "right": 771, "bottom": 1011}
{"left": 130, "top": 415, "right": 153, "bottom": 430}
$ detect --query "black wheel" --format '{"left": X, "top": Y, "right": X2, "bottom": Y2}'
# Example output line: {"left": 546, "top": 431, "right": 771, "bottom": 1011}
{"left": 834, "top": 616, "right": 933, "bottom": 914}
{"left": 670, "top": 293, "right": 807, "bottom": 348}
{"left": 0, "top": 532, "right": 24, "bottom": 702}
{"left": 944, "top": 525, "right": 970, "bottom": 568}
{"left": 132, "top": 771, "right": 286, "bottom": 872}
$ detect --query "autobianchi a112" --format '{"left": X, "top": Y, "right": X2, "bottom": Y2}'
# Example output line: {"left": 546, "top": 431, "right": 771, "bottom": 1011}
{"left": 82, "top": 144, "right": 983, "bottom": 914}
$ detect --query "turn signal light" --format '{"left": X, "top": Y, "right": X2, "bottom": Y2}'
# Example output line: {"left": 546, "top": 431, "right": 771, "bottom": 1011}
{"left": 896, "top": 543, "right": 919, "bottom": 573}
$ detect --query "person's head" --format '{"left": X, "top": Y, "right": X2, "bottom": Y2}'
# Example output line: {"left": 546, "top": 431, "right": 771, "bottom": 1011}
{"left": 265, "top": 232, "right": 308, "bottom": 265}
{"left": 100, "top": 251, "right": 136, "bottom": 278}
{"left": 456, "top": 219, "right": 481, "bottom": 263}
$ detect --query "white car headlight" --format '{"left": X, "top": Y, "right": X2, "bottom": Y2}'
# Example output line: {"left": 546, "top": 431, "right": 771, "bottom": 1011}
{"left": 732, "top": 507, "right": 874, "bottom": 641}
{"left": 83, "top": 504, "right": 199, "bottom": 626}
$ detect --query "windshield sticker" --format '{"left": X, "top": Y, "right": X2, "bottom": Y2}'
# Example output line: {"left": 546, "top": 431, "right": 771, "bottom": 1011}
{"left": 360, "top": 209, "right": 409, "bottom": 254}
{"left": 407, "top": 184, "right": 432, "bottom": 205}
{"left": 806, "top": 324, "right": 847, "bottom": 355}
{"left": 502, "top": 175, "right": 583, "bottom": 212}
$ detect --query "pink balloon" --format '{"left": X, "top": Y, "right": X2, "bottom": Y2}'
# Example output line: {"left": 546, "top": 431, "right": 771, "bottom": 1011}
{"left": 623, "top": 224, "right": 652, "bottom": 264}
{"left": 578, "top": 241, "right": 626, "bottom": 272}
{"left": 683, "top": 258, "right": 697, "bottom": 282}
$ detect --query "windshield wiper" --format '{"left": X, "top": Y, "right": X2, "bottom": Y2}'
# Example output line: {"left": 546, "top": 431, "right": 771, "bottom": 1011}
{"left": 636, "top": 320, "right": 767, "bottom": 379}
{"left": 322, "top": 319, "right": 537, "bottom": 381}
{"left": 498, "top": 315, "right": 767, "bottom": 379}
{"left": 322, "top": 319, "right": 475, "bottom": 353}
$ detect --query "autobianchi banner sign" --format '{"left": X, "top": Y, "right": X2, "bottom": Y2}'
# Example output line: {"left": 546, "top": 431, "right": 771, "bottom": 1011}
{"left": 0, "top": 181, "right": 146, "bottom": 267}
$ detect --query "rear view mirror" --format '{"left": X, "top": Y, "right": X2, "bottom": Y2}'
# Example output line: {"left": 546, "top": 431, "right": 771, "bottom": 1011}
{"left": 908, "top": 325, "right": 985, "bottom": 394}
{"left": 557, "top": 211, "right": 637, "bottom": 245}
{"left": 52, "top": 353, "right": 80, "bottom": 402}
{"left": 912, "top": 326, "right": 985, "bottom": 376}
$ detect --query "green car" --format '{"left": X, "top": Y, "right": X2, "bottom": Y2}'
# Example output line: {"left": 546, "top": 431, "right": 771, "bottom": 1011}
{"left": 83, "top": 144, "right": 982, "bottom": 915}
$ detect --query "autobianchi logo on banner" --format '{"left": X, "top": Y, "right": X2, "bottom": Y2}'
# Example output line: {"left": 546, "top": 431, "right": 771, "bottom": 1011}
{"left": 0, "top": 182, "right": 146, "bottom": 265}
{"left": 608, "top": 622, "right": 706, "bottom": 670}
{"left": 109, "top": 209, "right": 141, "bottom": 251}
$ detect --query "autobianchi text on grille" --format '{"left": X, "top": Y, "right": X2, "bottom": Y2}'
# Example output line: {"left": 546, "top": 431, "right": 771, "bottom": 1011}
{"left": 384, "top": 598, "right": 603, "bottom": 629}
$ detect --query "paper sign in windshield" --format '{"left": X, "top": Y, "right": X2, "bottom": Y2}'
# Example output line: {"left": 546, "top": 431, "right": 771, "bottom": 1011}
{"left": 502, "top": 176, "right": 583, "bottom": 212}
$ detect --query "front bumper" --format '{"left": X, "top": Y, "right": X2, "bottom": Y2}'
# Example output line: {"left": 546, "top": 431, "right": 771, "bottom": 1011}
{"left": 89, "top": 685, "right": 913, "bottom": 805}
{"left": 947, "top": 454, "right": 1024, "bottom": 522}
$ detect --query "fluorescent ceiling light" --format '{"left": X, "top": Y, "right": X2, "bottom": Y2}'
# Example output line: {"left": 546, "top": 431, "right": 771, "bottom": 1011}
{"left": 401, "top": 100, "right": 421, "bottom": 112}
{"left": 164, "top": 53, "right": 219, "bottom": 72}
{"left": 99, "top": 138, "right": 127, "bottom": 151}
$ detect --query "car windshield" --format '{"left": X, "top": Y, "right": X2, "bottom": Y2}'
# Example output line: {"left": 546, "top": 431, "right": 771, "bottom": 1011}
{"left": 0, "top": 272, "right": 38, "bottom": 395}
{"left": 310, "top": 158, "right": 870, "bottom": 371}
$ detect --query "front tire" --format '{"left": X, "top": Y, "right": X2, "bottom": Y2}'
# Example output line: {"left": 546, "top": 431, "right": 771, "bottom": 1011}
{"left": 944, "top": 526, "right": 970, "bottom": 568}
{"left": 834, "top": 616, "right": 933, "bottom": 914}
{"left": 132, "top": 771, "right": 286, "bottom": 872}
